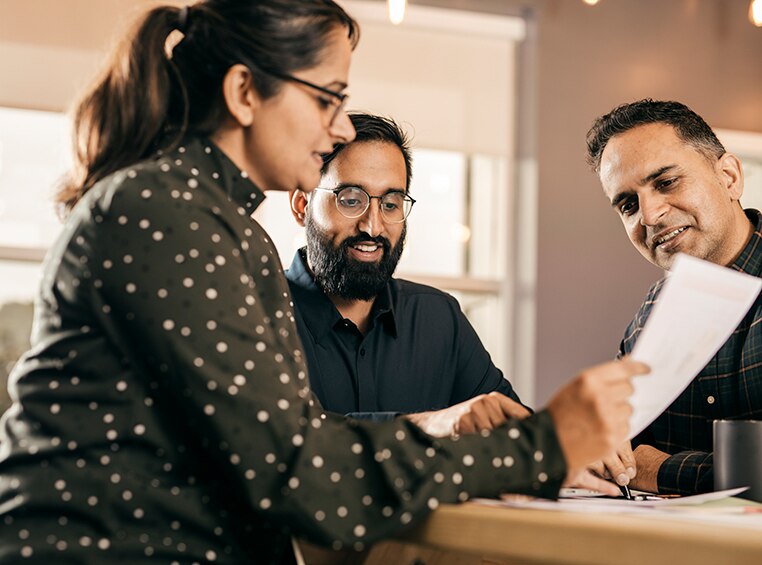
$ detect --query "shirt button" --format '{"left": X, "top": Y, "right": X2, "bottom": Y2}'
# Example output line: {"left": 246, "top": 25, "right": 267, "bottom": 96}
{"left": 707, "top": 395, "right": 716, "bottom": 405}
{"left": 360, "top": 348, "right": 366, "bottom": 357}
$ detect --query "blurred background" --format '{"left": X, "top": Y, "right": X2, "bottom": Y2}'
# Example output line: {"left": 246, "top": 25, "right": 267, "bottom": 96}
{"left": 1, "top": 0, "right": 761, "bottom": 413}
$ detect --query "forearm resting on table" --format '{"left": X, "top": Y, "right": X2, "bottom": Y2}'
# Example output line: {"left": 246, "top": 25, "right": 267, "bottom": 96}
{"left": 631, "top": 444, "right": 670, "bottom": 493}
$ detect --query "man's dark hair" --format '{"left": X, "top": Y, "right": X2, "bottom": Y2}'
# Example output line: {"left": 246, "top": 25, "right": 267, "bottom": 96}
{"left": 321, "top": 112, "right": 413, "bottom": 189}
{"left": 586, "top": 99, "right": 726, "bottom": 172}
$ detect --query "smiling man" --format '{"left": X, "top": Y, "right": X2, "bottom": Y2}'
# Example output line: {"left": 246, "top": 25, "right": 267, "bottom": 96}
{"left": 587, "top": 99, "right": 761, "bottom": 495}
{"left": 285, "top": 112, "right": 526, "bottom": 434}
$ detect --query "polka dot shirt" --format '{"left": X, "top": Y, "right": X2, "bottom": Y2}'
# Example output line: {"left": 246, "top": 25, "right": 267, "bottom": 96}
{"left": 0, "top": 139, "right": 567, "bottom": 563}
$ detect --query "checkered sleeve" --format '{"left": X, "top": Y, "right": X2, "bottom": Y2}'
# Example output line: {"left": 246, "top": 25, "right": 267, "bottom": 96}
{"left": 657, "top": 451, "right": 714, "bottom": 495}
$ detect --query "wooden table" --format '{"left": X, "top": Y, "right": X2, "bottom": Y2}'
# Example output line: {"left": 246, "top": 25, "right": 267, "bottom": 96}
{"left": 386, "top": 500, "right": 762, "bottom": 565}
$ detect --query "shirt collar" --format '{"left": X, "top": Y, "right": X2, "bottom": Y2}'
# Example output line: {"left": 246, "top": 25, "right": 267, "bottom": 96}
{"left": 731, "top": 209, "right": 762, "bottom": 277}
{"left": 373, "top": 278, "right": 398, "bottom": 337}
{"left": 165, "top": 138, "right": 266, "bottom": 213}
{"left": 285, "top": 248, "right": 398, "bottom": 341}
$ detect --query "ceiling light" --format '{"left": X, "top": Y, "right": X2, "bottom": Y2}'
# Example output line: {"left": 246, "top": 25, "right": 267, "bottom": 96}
{"left": 750, "top": 0, "right": 762, "bottom": 27}
{"left": 388, "top": 0, "right": 407, "bottom": 25}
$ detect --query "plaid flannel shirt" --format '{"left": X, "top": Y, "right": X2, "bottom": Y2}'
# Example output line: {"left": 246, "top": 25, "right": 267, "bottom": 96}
{"left": 619, "top": 209, "right": 762, "bottom": 495}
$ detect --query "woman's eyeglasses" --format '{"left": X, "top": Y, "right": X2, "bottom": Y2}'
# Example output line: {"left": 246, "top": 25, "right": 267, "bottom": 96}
{"left": 260, "top": 69, "right": 348, "bottom": 126}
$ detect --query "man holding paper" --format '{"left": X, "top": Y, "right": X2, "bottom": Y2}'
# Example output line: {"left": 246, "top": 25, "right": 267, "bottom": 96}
{"left": 586, "top": 99, "right": 762, "bottom": 495}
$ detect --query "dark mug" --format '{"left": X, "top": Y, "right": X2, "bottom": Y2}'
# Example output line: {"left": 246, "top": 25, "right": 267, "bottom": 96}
{"left": 713, "top": 419, "right": 762, "bottom": 502}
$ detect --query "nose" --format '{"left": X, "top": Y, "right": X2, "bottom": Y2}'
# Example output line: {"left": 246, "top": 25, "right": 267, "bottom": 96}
{"left": 638, "top": 192, "right": 669, "bottom": 226}
{"left": 329, "top": 110, "right": 356, "bottom": 144}
{"left": 357, "top": 199, "right": 384, "bottom": 238}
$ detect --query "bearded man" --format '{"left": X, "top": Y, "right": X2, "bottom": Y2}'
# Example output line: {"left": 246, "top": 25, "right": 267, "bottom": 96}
{"left": 286, "top": 113, "right": 526, "bottom": 433}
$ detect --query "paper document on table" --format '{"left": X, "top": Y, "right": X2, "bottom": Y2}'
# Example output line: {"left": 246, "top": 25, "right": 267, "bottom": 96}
{"left": 472, "top": 487, "right": 749, "bottom": 513}
{"left": 472, "top": 488, "right": 762, "bottom": 529}
{"left": 628, "top": 253, "right": 762, "bottom": 438}
{"left": 557, "top": 486, "right": 749, "bottom": 507}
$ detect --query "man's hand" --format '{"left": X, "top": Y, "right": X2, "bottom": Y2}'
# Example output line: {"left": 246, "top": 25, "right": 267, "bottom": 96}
{"left": 589, "top": 441, "right": 637, "bottom": 486}
{"left": 405, "top": 392, "right": 531, "bottom": 438}
{"left": 547, "top": 357, "right": 649, "bottom": 471}
{"left": 630, "top": 444, "right": 670, "bottom": 493}
{"left": 563, "top": 469, "right": 621, "bottom": 497}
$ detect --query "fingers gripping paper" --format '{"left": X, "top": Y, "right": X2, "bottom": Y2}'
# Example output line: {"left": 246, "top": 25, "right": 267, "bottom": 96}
{"left": 628, "top": 253, "right": 762, "bottom": 439}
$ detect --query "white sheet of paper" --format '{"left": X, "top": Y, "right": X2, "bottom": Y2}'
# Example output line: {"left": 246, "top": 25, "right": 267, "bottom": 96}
{"left": 472, "top": 488, "right": 762, "bottom": 529}
{"left": 627, "top": 253, "right": 762, "bottom": 438}
{"left": 473, "top": 487, "right": 749, "bottom": 513}
{"left": 558, "top": 486, "right": 749, "bottom": 507}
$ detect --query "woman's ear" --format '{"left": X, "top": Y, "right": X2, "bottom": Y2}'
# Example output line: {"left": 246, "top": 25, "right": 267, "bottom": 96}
{"left": 290, "top": 189, "right": 309, "bottom": 226}
{"left": 221, "top": 64, "right": 259, "bottom": 127}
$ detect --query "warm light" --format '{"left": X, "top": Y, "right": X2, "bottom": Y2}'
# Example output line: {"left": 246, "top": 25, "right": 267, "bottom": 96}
{"left": 451, "top": 223, "right": 472, "bottom": 244}
{"left": 750, "top": 0, "right": 762, "bottom": 27}
{"left": 388, "top": 0, "right": 407, "bottom": 25}
{"left": 582, "top": 0, "right": 601, "bottom": 5}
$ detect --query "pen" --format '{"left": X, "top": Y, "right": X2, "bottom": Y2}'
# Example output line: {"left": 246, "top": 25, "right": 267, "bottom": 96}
{"left": 619, "top": 484, "right": 633, "bottom": 500}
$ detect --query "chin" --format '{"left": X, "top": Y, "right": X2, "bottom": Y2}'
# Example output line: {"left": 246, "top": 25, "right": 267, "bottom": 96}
{"left": 640, "top": 250, "right": 667, "bottom": 271}
{"left": 653, "top": 255, "right": 676, "bottom": 271}
{"left": 298, "top": 175, "right": 320, "bottom": 193}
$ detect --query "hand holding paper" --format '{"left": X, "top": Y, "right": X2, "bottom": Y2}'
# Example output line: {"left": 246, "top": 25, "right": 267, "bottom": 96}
{"left": 547, "top": 358, "right": 647, "bottom": 473}
{"left": 626, "top": 253, "right": 762, "bottom": 438}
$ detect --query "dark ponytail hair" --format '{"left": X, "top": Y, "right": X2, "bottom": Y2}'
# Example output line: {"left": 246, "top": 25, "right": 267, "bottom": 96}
{"left": 57, "top": 0, "right": 359, "bottom": 213}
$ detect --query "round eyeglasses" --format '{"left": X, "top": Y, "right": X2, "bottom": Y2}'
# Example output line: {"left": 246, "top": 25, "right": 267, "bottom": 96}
{"left": 314, "top": 186, "right": 416, "bottom": 224}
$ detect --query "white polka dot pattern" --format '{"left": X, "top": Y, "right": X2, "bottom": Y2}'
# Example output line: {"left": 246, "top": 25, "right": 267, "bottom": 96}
{"left": 0, "top": 138, "right": 566, "bottom": 563}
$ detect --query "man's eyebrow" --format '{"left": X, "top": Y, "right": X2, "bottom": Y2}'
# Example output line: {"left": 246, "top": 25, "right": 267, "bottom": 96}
{"left": 610, "top": 165, "right": 679, "bottom": 209}
{"left": 641, "top": 165, "right": 677, "bottom": 185}
{"left": 610, "top": 190, "right": 633, "bottom": 209}
{"left": 333, "top": 183, "right": 407, "bottom": 194}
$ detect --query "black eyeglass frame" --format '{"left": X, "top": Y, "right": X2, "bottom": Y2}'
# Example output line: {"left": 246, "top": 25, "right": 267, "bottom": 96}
{"left": 314, "top": 186, "right": 416, "bottom": 224}
{"left": 258, "top": 68, "right": 349, "bottom": 126}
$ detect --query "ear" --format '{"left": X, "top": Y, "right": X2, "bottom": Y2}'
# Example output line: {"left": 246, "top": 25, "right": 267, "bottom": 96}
{"left": 717, "top": 152, "right": 744, "bottom": 202}
{"left": 221, "top": 64, "right": 260, "bottom": 127}
{"left": 290, "top": 189, "right": 309, "bottom": 226}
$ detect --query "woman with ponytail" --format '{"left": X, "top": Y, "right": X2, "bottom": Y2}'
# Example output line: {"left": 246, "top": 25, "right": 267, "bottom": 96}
{"left": 0, "top": 1, "right": 644, "bottom": 563}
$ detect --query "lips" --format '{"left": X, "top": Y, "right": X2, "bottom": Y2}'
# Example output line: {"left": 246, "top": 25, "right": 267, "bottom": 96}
{"left": 347, "top": 241, "right": 383, "bottom": 262}
{"left": 651, "top": 226, "right": 689, "bottom": 250}
{"left": 343, "top": 236, "right": 390, "bottom": 263}
{"left": 314, "top": 147, "right": 334, "bottom": 164}
{"left": 351, "top": 242, "right": 380, "bottom": 253}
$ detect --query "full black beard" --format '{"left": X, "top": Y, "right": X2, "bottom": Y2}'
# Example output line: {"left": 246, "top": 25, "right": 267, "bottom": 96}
{"left": 304, "top": 211, "right": 406, "bottom": 301}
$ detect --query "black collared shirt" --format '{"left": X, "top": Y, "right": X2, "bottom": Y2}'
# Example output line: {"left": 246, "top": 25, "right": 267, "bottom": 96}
{"left": 286, "top": 249, "right": 522, "bottom": 420}
{"left": 620, "top": 209, "right": 762, "bottom": 495}
{"left": 0, "top": 138, "right": 564, "bottom": 564}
